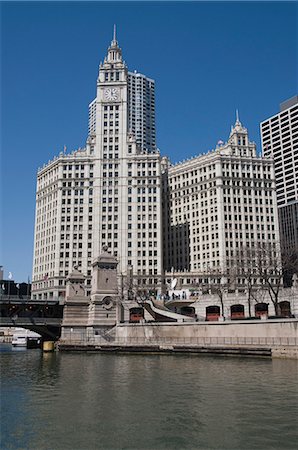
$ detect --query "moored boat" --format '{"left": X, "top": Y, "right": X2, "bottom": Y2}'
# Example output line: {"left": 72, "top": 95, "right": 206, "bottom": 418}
{"left": 11, "top": 329, "right": 42, "bottom": 348}
{"left": 11, "top": 334, "right": 27, "bottom": 347}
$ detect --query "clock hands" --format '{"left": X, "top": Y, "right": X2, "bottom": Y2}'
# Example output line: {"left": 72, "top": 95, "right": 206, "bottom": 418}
{"left": 104, "top": 88, "right": 119, "bottom": 101}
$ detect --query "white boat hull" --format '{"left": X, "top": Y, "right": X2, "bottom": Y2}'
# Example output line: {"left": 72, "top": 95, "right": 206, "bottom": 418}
{"left": 12, "top": 337, "right": 27, "bottom": 347}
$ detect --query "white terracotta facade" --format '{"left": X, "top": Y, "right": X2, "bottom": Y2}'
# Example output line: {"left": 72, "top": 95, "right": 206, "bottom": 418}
{"left": 32, "top": 31, "right": 163, "bottom": 300}
{"left": 32, "top": 31, "right": 282, "bottom": 303}
{"left": 163, "top": 117, "right": 279, "bottom": 278}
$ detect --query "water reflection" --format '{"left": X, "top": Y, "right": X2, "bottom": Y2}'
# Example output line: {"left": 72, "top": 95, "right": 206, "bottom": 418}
{"left": 1, "top": 346, "right": 298, "bottom": 449}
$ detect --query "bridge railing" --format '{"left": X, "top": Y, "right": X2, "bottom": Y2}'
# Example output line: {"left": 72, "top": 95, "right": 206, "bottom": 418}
{"left": 0, "top": 295, "right": 32, "bottom": 302}
{"left": 0, "top": 295, "right": 64, "bottom": 304}
{"left": 0, "top": 317, "right": 62, "bottom": 326}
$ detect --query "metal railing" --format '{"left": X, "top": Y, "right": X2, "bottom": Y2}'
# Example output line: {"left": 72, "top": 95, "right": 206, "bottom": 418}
{"left": 59, "top": 335, "right": 298, "bottom": 348}
{"left": 0, "top": 317, "right": 62, "bottom": 326}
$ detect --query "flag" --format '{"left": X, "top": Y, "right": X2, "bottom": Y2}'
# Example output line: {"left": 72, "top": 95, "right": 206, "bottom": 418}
{"left": 16, "top": 283, "right": 20, "bottom": 289}
{"left": 8, "top": 272, "right": 13, "bottom": 280}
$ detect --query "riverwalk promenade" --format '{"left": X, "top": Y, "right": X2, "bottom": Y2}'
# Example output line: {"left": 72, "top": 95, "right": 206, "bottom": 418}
{"left": 59, "top": 318, "right": 298, "bottom": 359}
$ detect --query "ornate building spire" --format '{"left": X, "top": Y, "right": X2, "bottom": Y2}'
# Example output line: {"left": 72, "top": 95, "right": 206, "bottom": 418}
{"left": 104, "top": 24, "right": 122, "bottom": 63}
{"left": 111, "top": 24, "right": 118, "bottom": 47}
{"left": 236, "top": 109, "right": 241, "bottom": 125}
{"left": 226, "top": 111, "right": 257, "bottom": 156}
{"left": 230, "top": 109, "right": 245, "bottom": 135}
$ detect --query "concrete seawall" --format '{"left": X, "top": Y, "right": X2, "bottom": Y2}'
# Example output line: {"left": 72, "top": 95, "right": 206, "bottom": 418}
{"left": 59, "top": 318, "right": 298, "bottom": 359}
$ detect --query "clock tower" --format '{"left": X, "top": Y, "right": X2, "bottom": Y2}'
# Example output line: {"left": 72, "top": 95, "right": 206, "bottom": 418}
{"left": 95, "top": 25, "right": 128, "bottom": 159}
{"left": 32, "top": 27, "right": 164, "bottom": 302}
{"left": 89, "top": 27, "right": 163, "bottom": 292}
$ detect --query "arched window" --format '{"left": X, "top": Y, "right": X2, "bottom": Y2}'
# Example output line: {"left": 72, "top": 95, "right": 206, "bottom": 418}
{"left": 278, "top": 301, "right": 291, "bottom": 317}
{"left": 206, "top": 305, "right": 220, "bottom": 321}
{"left": 129, "top": 307, "right": 144, "bottom": 323}
{"left": 230, "top": 304, "right": 245, "bottom": 319}
{"left": 181, "top": 306, "right": 196, "bottom": 318}
{"left": 255, "top": 303, "right": 268, "bottom": 318}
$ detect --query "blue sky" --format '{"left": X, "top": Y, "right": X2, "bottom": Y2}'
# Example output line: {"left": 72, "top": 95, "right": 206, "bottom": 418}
{"left": 1, "top": 1, "right": 297, "bottom": 282}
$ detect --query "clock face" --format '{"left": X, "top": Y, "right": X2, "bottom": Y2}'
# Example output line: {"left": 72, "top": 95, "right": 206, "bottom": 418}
{"left": 102, "top": 297, "right": 114, "bottom": 310}
{"left": 104, "top": 87, "right": 120, "bottom": 102}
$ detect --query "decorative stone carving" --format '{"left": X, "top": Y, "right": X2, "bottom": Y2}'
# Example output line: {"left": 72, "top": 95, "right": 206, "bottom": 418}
{"left": 88, "top": 247, "right": 119, "bottom": 328}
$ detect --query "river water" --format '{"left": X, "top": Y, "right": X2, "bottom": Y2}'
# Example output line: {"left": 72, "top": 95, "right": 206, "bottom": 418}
{"left": 1, "top": 344, "right": 298, "bottom": 450}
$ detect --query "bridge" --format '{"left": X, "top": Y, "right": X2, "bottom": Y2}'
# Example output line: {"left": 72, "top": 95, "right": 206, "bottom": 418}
{"left": 0, "top": 296, "right": 64, "bottom": 340}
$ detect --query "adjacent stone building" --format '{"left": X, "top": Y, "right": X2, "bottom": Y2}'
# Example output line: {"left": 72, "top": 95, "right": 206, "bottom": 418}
{"left": 163, "top": 115, "right": 279, "bottom": 283}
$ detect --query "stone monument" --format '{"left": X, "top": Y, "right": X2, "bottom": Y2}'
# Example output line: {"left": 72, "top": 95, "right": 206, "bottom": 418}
{"left": 61, "top": 267, "right": 89, "bottom": 341}
{"left": 88, "top": 246, "right": 119, "bottom": 332}
{"left": 60, "top": 247, "right": 119, "bottom": 344}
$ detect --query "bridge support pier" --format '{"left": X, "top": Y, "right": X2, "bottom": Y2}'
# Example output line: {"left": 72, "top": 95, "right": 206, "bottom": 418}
{"left": 43, "top": 341, "right": 55, "bottom": 352}
{"left": 60, "top": 248, "right": 119, "bottom": 346}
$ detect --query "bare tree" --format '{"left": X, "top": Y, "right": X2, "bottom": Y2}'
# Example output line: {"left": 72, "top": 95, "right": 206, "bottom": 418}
{"left": 210, "top": 278, "right": 228, "bottom": 319}
{"left": 203, "top": 266, "right": 234, "bottom": 319}
{"left": 120, "top": 267, "right": 161, "bottom": 303}
{"left": 235, "top": 247, "right": 262, "bottom": 318}
{"left": 238, "top": 242, "right": 298, "bottom": 316}
{"left": 282, "top": 243, "right": 298, "bottom": 287}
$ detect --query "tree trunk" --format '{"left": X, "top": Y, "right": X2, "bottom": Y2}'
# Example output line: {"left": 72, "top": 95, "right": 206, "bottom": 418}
{"left": 248, "top": 289, "right": 252, "bottom": 318}
{"left": 274, "top": 301, "right": 281, "bottom": 317}
{"left": 219, "top": 294, "right": 225, "bottom": 319}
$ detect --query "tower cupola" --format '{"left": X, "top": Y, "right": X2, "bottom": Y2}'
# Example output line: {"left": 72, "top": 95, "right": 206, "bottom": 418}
{"left": 225, "top": 110, "right": 256, "bottom": 157}
{"left": 105, "top": 25, "right": 123, "bottom": 64}
{"left": 228, "top": 110, "right": 248, "bottom": 147}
